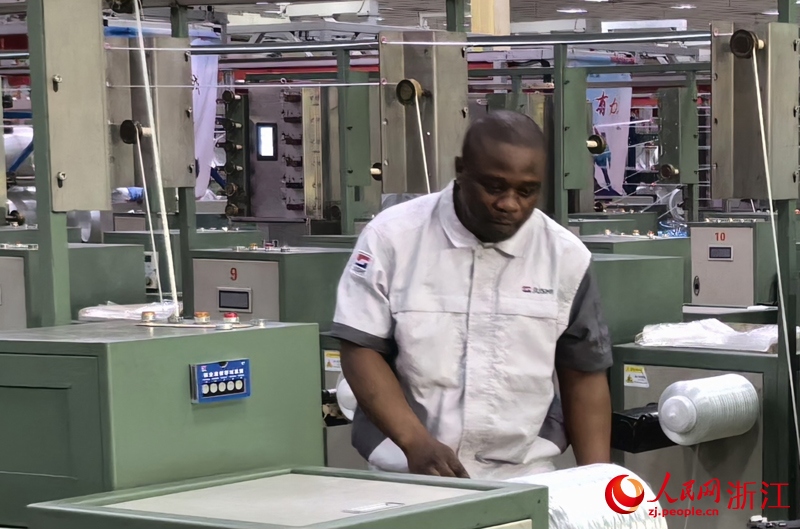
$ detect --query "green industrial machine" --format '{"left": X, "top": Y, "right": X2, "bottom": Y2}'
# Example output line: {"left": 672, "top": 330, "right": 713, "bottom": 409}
{"left": 191, "top": 247, "right": 351, "bottom": 332}
{"left": 103, "top": 229, "right": 263, "bottom": 298}
{"left": 0, "top": 225, "right": 82, "bottom": 244}
{"left": 299, "top": 235, "right": 359, "bottom": 249}
{"left": 610, "top": 343, "right": 785, "bottom": 527}
{"left": 28, "top": 467, "right": 546, "bottom": 529}
{"left": 591, "top": 254, "right": 684, "bottom": 344}
{"left": 581, "top": 234, "right": 692, "bottom": 302}
{"left": 0, "top": 320, "right": 324, "bottom": 527}
{"left": 568, "top": 218, "right": 638, "bottom": 236}
{"left": 570, "top": 211, "right": 660, "bottom": 234}
{"left": 0, "top": 243, "right": 145, "bottom": 329}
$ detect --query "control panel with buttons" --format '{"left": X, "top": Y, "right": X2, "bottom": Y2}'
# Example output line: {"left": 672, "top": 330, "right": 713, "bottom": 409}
{"left": 190, "top": 359, "right": 251, "bottom": 404}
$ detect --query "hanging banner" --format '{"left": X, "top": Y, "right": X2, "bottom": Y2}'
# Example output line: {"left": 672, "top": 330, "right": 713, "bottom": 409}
{"left": 191, "top": 38, "right": 220, "bottom": 199}
{"left": 569, "top": 57, "right": 633, "bottom": 196}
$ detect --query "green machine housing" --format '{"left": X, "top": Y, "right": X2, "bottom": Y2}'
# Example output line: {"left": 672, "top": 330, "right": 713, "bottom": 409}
{"left": 28, "top": 467, "right": 547, "bottom": 529}
{"left": 103, "top": 229, "right": 263, "bottom": 297}
{"left": 0, "top": 243, "right": 146, "bottom": 329}
{"left": 590, "top": 254, "right": 684, "bottom": 344}
{"left": 0, "top": 320, "right": 324, "bottom": 527}
{"left": 568, "top": 218, "right": 638, "bottom": 236}
{"left": 570, "top": 211, "right": 659, "bottom": 234}
{"left": 581, "top": 234, "right": 692, "bottom": 302}
{"left": 191, "top": 247, "right": 351, "bottom": 332}
{"left": 0, "top": 225, "right": 82, "bottom": 244}
{"left": 298, "top": 235, "right": 359, "bottom": 249}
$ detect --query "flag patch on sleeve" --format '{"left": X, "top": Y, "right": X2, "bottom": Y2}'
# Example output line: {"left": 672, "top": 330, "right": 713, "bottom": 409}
{"left": 351, "top": 251, "right": 372, "bottom": 276}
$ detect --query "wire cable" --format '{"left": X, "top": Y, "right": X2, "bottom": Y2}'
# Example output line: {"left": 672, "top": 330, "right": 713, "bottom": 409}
{"left": 134, "top": 134, "right": 164, "bottom": 304}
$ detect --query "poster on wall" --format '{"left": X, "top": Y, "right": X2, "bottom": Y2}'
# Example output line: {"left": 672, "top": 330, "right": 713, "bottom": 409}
{"left": 191, "top": 38, "right": 220, "bottom": 199}
{"left": 569, "top": 57, "right": 633, "bottom": 196}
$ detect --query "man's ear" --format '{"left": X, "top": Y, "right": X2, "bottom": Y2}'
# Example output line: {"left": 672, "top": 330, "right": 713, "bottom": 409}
{"left": 455, "top": 156, "right": 464, "bottom": 177}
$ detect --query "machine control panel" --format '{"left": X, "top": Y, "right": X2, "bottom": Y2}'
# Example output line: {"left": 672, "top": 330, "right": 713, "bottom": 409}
{"left": 708, "top": 246, "right": 733, "bottom": 261}
{"left": 218, "top": 287, "right": 252, "bottom": 313}
{"left": 190, "top": 359, "right": 251, "bottom": 404}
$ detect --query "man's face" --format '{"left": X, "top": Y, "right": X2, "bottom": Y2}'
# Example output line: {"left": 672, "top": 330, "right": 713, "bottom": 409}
{"left": 455, "top": 140, "right": 546, "bottom": 243}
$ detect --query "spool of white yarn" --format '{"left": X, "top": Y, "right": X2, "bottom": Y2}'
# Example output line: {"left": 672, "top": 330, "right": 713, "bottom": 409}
{"left": 658, "top": 374, "right": 759, "bottom": 446}
{"left": 335, "top": 373, "right": 357, "bottom": 421}
{"left": 507, "top": 464, "right": 667, "bottom": 529}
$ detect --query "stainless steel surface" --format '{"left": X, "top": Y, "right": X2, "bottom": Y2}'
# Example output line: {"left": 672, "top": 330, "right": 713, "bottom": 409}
{"left": 691, "top": 225, "right": 755, "bottom": 306}
{"left": 43, "top": 0, "right": 111, "bottom": 212}
{"left": 711, "top": 22, "right": 799, "bottom": 200}
{"left": 130, "top": 37, "right": 195, "bottom": 189}
{"left": 622, "top": 365, "right": 762, "bottom": 529}
{"left": 303, "top": 88, "right": 324, "bottom": 220}
{"left": 248, "top": 89, "right": 306, "bottom": 220}
{"left": 193, "top": 259, "right": 281, "bottom": 320}
{"left": 379, "top": 30, "right": 469, "bottom": 194}
{"left": 106, "top": 37, "right": 134, "bottom": 189}
{"left": 0, "top": 257, "right": 26, "bottom": 330}
{"left": 109, "top": 474, "right": 476, "bottom": 526}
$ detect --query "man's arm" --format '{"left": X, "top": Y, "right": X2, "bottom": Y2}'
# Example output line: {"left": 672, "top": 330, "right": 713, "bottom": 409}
{"left": 339, "top": 342, "right": 469, "bottom": 477}
{"left": 329, "top": 226, "right": 468, "bottom": 478}
{"left": 555, "top": 268, "right": 613, "bottom": 466}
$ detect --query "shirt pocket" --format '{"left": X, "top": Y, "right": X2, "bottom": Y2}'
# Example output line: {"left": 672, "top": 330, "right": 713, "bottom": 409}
{"left": 491, "top": 298, "right": 560, "bottom": 393}
{"left": 390, "top": 293, "right": 469, "bottom": 391}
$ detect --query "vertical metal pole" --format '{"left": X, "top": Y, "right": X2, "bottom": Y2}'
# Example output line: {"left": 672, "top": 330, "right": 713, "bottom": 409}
{"left": 172, "top": 5, "right": 196, "bottom": 316}
{"left": 337, "top": 49, "right": 356, "bottom": 235}
{"left": 552, "top": 44, "right": 570, "bottom": 226}
{"left": 778, "top": 0, "right": 797, "bottom": 23}
{"left": 684, "top": 73, "right": 700, "bottom": 223}
{"left": 446, "top": 0, "right": 467, "bottom": 33}
{"left": 28, "top": 0, "right": 72, "bottom": 327}
{"left": 773, "top": 199, "right": 798, "bottom": 519}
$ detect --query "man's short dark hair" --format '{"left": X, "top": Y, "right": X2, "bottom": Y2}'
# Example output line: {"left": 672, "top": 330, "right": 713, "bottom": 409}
{"left": 462, "top": 110, "right": 547, "bottom": 167}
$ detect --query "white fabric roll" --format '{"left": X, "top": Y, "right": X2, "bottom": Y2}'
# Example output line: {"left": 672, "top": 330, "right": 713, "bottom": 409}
{"left": 658, "top": 374, "right": 759, "bottom": 446}
{"left": 507, "top": 464, "right": 667, "bottom": 529}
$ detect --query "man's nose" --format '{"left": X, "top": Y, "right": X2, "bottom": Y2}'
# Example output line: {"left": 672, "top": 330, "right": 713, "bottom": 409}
{"left": 496, "top": 193, "right": 522, "bottom": 214}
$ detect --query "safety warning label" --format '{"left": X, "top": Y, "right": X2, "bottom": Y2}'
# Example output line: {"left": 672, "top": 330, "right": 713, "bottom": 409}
{"left": 623, "top": 365, "right": 650, "bottom": 388}
{"left": 324, "top": 350, "right": 341, "bottom": 372}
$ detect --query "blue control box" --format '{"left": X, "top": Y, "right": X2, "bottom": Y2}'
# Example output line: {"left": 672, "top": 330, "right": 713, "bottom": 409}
{"left": 190, "top": 359, "right": 251, "bottom": 404}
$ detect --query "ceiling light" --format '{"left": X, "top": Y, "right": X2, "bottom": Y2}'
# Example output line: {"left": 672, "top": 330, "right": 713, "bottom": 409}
{"left": 557, "top": 8, "right": 588, "bottom": 13}
{"left": 762, "top": 9, "right": 779, "bottom": 15}
{"left": 584, "top": 0, "right": 609, "bottom": 2}
{"left": 671, "top": 4, "right": 696, "bottom": 9}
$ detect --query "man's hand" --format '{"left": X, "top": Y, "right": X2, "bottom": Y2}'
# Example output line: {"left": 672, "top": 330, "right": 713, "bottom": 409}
{"left": 403, "top": 436, "right": 470, "bottom": 478}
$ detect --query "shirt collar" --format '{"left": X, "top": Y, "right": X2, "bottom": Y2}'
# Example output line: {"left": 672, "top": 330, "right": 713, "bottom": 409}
{"left": 437, "top": 180, "right": 534, "bottom": 258}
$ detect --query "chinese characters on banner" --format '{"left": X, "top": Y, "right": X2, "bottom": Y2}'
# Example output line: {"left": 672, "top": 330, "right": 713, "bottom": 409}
{"left": 649, "top": 472, "right": 790, "bottom": 511}
{"left": 569, "top": 59, "right": 633, "bottom": 196}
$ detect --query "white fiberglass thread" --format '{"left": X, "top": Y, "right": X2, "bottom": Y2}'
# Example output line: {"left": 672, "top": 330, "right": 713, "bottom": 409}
{"left": 507, "top": 464, "right": 667, "bottom": 529}
{"left": 132, "top": 0, "right": 180, "bottom": 317}
{"left": 134, "top": 135, "right": 163, "bottom": 304}
{"left": 414, "top": 93, "right": 431, "bottom": 194}
{"left": 658, "top": 374, "right": 759, "bottom": 446}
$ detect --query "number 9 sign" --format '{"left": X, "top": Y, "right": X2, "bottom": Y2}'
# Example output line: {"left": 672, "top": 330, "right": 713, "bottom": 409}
{"left": 230, "top": 267, "right": 238, "bottom": 281}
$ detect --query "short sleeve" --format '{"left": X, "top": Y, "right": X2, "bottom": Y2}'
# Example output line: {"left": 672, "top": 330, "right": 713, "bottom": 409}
{"left": 555, "top": 268, "right": 613, "bottom": 372}
{"left": 329, "top": 226, "right": 395, "bottom": 355}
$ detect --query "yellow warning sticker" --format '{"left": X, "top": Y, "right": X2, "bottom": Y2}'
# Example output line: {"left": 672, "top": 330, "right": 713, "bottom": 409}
{"left": 324, "top": 350, "right": 341, "bottom": 372}
{"left": 623, "top": 365, "right": 649, "bottom": 388}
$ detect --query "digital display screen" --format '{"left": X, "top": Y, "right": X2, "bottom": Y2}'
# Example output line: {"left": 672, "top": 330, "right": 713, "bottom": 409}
{"left": 708, "top": 246, "right": 733, "bottom": 260}
{"left": 219, "top": 289, "right": 250, "bottom": 311}
{"left": 256, "top": 123, "right": 277, "bottom": 161}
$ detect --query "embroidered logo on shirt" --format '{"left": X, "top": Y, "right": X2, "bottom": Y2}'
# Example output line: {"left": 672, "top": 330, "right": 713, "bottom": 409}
{"left": 351, "top": 251, "right": 372, "bottom": 276}
{"left": 522, "top": 286, "right": 554, "bottom": 295}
